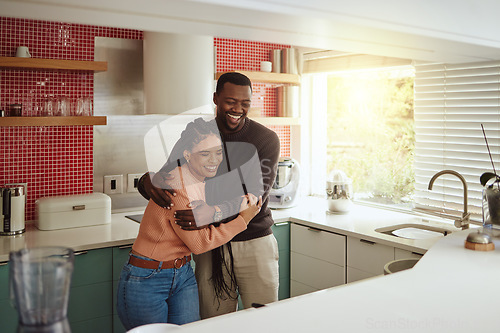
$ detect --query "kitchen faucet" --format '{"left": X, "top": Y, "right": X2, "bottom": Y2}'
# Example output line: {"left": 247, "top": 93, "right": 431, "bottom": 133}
{"left": 428, "top": 170, "right": 470, "bottom": 230}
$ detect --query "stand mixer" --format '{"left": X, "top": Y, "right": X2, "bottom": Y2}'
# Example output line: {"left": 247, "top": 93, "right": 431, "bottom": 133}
{"left": 269, "top": 158, "right": 300, "bottom": 209}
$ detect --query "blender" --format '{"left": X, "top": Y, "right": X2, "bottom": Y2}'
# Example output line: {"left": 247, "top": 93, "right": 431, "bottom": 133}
{"left": 9, "top": 247, "right": 74, "bottom": 333}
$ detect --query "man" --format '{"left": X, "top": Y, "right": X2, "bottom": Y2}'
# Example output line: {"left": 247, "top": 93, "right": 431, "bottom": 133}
{"left": 138, "top": 72, "right": 280, "bottom": 318}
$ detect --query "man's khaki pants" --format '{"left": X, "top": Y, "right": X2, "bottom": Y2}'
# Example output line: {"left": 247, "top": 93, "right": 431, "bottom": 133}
{"left": 193, "top": 234, "right": 279, "bottom": 319}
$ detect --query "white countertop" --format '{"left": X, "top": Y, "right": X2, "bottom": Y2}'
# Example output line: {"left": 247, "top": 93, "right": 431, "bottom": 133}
{"left": 0, "top": 210, "right": 142, "bottom": 261}
{"left": 0, "top": 196, "right": 461, "bottom": 261}
{"left": 269, "top": 196, "right": 464, "bottom": 254}
{"left": 179, "top": 227, "right": 500, "bottom": 332}
{"left": 2, "top": 196, "right": 496, "bottom": 331}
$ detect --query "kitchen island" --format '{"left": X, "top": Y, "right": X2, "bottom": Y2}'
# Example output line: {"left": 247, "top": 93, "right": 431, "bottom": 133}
{"left": 1, "top": 196, "right": 497, "bottom": 332}
{"left": 179, "top": 226, "right": 500, "bottom": 332}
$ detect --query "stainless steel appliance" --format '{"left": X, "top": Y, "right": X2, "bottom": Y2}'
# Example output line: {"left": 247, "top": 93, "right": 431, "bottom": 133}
{"left": 10, "top": 246, "right": 74, "bottom": 332}
{"left": 481, "top": 173, "right": 500, "bottom": 230}
{"left": 269, "top": 158, "right": 300, "bottom": 209}
{"left": 0, "top": 184, "right": 26, "bottom": 235}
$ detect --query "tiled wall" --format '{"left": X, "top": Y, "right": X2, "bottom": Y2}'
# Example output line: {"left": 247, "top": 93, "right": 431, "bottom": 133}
{"left": 0, "top": 17, "right": 291, "bottom": 221}
{"left": 214, "top": 38, "right": 291, "bottom": 157}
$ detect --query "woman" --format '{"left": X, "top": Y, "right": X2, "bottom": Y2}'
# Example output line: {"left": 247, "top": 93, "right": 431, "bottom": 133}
{"left": 117, "top": 118, "right": 262, "bottom": 329}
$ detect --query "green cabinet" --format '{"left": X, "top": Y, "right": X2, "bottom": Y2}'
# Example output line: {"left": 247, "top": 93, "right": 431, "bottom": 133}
{"left": 272, "top": 221, "right": 290, "bottom": 300}
{"left": 112, "top": 244, "right": 133, "bottom": 333}
{"left": 0, "top": 261, "right": 18, "bottom": 333}
{"left": 68, "top": 248, "right": 113, "bottom": 333}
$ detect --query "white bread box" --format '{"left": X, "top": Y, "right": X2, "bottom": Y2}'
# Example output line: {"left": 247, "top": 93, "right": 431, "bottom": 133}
{"left": 36, "top": 193, "right": 111, "bottom": 230}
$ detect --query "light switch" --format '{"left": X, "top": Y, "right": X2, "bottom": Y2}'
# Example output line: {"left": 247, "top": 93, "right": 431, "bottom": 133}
{"left": 104, "top": 175, "right": 123, "bottom": 194}
{"left": 127, "top": 173, "right": 144, "bottom": 193}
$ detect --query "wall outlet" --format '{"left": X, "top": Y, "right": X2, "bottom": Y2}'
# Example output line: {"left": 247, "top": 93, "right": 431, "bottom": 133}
{"left": 127, "top": 173, "right": 144, "bottom": 193}
{"left": 104, "top": 175, "right": 123, "bottom": 194}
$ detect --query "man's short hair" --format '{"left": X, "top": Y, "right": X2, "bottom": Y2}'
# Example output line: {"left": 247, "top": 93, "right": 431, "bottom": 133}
{"left": 216, "top": 72, "right": 252, "bottom": 94}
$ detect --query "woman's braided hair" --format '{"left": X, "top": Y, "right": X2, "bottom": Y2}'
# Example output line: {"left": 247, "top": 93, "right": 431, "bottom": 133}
{"left": 163, "top": 117, "right": 239, "bottom": 304}
{"left": 162, "top": 117, "right": 220, "bottom": 171}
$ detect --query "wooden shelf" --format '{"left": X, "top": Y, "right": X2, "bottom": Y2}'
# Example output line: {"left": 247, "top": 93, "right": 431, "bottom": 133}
{"left": 0, "top": 116, "right": 107, "bottom": 127}
{"left": 215, "top": 71, "right": 300, "bottom": 85}
{"left": 253, "top": 117, "right": 300, "bottom": 126}
{"left": 0, "top": 57, "right": 107, "bottom": 72}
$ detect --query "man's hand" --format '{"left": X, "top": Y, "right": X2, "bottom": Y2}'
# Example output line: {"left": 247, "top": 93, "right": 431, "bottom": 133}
{"left": 139, "top": 172, "right": 176, "bottom": 209}
{"left": 174, "top": 200, "right": 216, "bottom": 230}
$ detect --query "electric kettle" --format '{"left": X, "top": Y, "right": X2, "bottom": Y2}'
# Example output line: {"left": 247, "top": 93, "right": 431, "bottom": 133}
{"left": 0, "top": 184, "right": 26, "bottom": 235}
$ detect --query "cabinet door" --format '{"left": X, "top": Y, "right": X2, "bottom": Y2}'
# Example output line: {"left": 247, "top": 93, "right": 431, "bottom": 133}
{"left": 291, "top": 252, "right": 345, "bottom": 290}
{"left": 112, "top": 244, "right": 132, "bottom": 333}
{"left": 347, "top": 266, "right": 377, "bottom": 284}
{"left": 394, "top": 248, "right": 424, "bottom": 260}
{"left": 290, "top": 280, "right": 318, "bottom": 297}
{"left": 290, "top": 223, "right": 346, "bottom": 296}
{"left": 272, "top": 222, "right": 290, "bottom": 300}
{"left": 291, "top": 223, "right": 345, "bottom": 266}
{"left": 0, "top": 261, "right": 18, "bottom": 333}
{"left": 347, "top": 237, "right": 394, "bottom": 277}
{"left": 68, "top": 248, "right": 113, "bottom": 332}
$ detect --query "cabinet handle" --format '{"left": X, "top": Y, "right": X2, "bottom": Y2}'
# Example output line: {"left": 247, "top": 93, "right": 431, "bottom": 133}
{"left": 74, "top": 250, "right": 88, "bottom": 256}
{"left": 360, "top": 239, "right": 375, "bottom": 245}
{"left": 274, "top": 222, "right": 289, "bottom": 227}
{"left": 0, "top": 262, "right": 7, "bottom": 267}
{"left": 118, "top": 245, "right": 133, "bottom": 249}
{"left": 307, "top": 227, "right": 322, "bottom": 232}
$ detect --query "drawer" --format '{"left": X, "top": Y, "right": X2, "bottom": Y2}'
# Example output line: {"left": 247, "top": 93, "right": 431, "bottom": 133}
{"left": 114, "top": 314, "right": 127, "bottom": 333}
{"left": 278, "top": 249, "right": 290, "bottom": 279}
{"left": 290, "top": 279, "right": 319, "bottom": 297}
{"left": 112, "top": 244, "right": 133, "bottom": 281}
{"left": 291, "top": 252, "right": 345, "bottom": 290}
{"left": 72, "top": 248, "right": 112, "bottom": 287}
{"left": 291, "top": 223, "right": 345, "bottom": 266}
{"left": 68, "top": 281, "right": 112, "bottom": 323}
{"left": 272, "top": 222, "right": 290, "bottom": 252}
{"left": 0, "top": 262, "right": 9, "bottom": 300}
{"left": 278, "top": 277, "right": 290, "bottom": 300}
{"left": 347, "top": 237, "right": 394, "bottom": 275}
{"left": 395, "top": 248, "right": 424, "bottom": 260}
{"left": 0, "top": 298, "right": 18, "bottom": 333}
{"left": 70, "top": 316, "right": 113, "bottom": 333}
{"left": 347, "top": 266, "right": 377, "bottom": 283}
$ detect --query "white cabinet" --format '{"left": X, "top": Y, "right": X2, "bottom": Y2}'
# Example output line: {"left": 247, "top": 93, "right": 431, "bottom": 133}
{"left": 346, "top": 237, "right": 425, "bottom": 283}
{"left": 395, "top": 248, "right": 424, "bottom": 260}
{"left": 290, "top": 223, "right": 346, "bottom": 297}
{"left": 346, "top": 237, "right": 395, "bottom": 283}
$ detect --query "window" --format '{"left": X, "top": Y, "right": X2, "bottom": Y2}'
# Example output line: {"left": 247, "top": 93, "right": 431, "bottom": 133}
{"left": 304, "top": 54, "right": 499, "bottom": 223}
{"left": 326, "top": 68, "right": 415, "bottom": 207}
{"left": 413, "top": 61, "right": 500, "bottom": 221}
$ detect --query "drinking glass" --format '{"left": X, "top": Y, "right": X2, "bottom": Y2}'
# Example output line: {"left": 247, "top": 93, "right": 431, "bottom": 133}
{"left": 43, "top": 96, "right": 56, "bottom": 117}
{"left": 76, "top": 97, "right": 92, "bottom": 116}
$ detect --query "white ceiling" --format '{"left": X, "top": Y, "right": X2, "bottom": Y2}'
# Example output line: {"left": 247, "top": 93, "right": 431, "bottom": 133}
{"left": 2, "top": 0, "right": 500, "bottom": 63}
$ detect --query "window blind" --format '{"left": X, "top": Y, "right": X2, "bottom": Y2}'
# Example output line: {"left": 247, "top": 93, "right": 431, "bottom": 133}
{"left": 414, "top": 61, "right": 500, "bottom": 219}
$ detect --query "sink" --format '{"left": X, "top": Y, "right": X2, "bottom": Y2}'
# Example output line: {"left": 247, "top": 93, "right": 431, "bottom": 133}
{"left": 375, "top": 223, "right": 453, "bottom": 240}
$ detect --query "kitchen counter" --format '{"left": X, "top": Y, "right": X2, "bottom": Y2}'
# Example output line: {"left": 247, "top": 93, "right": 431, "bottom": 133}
{"left": 179, "top": 227, "right": 500, "bottom": 332}
{"left": 0, "top": 210, "right": 142, "bottom": 261}
{"left": 269, "top": 196, "right": 464, "bottom": 254}
{"left": 0, "top": 196, "right": 495, "bottom": 331}
{"left": 0, "top": 196, "right": 461, "bottom": 261}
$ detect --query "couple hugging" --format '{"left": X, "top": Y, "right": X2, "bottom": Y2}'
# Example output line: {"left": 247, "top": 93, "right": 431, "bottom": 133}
{"left": 117, "top": 72, "right": 281, "bottom": 330}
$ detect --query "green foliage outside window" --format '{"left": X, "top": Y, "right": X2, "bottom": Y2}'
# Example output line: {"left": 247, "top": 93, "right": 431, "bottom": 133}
{"left": 326, "top": 70, "right": 415, "bottom": 204}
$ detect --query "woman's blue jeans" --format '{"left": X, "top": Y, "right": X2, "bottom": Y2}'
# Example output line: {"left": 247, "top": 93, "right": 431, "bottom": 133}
{"left": 116, "top": 253, "right": 200, "bottom": 330}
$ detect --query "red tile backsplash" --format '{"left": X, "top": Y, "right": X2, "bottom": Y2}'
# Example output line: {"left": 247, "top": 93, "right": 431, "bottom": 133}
{"left": 0, "top": 17, "right": 291, "bottom": 221}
